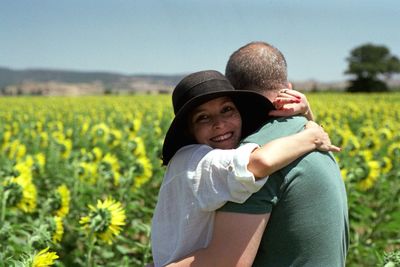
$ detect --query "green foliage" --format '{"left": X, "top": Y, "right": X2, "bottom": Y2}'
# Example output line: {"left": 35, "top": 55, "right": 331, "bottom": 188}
{"left": 383, "top": 250, "right": 400, "bottom": 267}
{"left": 345, "top": 43, "right": 400, "bottom": 92}
{"left": 347, "top": 78, "right": 388, "bottom": 93}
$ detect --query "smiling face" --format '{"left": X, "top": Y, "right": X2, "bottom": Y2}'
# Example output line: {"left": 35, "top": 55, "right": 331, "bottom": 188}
{"left": 188, "top": 96, "right": 242, "bottom": 149}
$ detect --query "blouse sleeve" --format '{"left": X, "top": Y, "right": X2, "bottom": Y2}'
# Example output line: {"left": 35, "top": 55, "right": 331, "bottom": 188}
{"left": 172, "top": 143, "right": 268, "bottom": 211}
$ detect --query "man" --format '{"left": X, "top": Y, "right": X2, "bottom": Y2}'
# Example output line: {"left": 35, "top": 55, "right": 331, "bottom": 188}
{"left": 166, "top": 42, "right": 349, "bottom": 267}
{"left": 219, "top": 41, "right": 349, "bottom": 266}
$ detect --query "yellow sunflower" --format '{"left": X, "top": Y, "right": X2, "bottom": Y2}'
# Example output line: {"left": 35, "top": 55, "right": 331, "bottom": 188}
{"left": 4, "top": 139, "right": 27, "bottom": 160}
{"left": 51, "top": 131, "right": 72, "bottom": 159}
{"left": 14, "top": 160, "right": 33, "bottom": 181}
{"left": 388, "top": 143, "right": 400, "bottom": 160}
{"left": 4, "top": 176, "right": 37, "bottom": 213}
{"left": 2, "top": 130, "right": 12, "bottom": 144}
{"left": 132, "top": 155, "right": 153, "bottom": 190}
{"left": 381, "top": 156, "right": 393, "bottom": 174}
{"left": 378, "top": 128, "right": 393, "bottom": 140}
{"left": 132, "top": 137, "right": 146, "bottom": 157}
{"left": 58, "top": 138, "right": 73, "bottom": 159}
{"left": 100, "top": 153, "right": 121, "bottom": 186}
{"left": 91, "top": 123, "right": 111, "bottom": 144}
{"left": 53, "top": 185, "right": 70, "bottom": 218}
{"left": 79, "top": 197, "right": 126, "bottom": 245}
{"left": 132, "top": 117, "right": 142, "bottom": 133}
{"left": 92, "top": 147, "right": 103, "bottom": 162}
{"left": 107, "top": 129, "right": 122, "bottom": 147}
{"left": 78, "top": 162, "right": 98, "bottom": 185}
{"left": 35, "top": 153, "right": 46, "bottom": 170}
{"left": 81, "top": 120, "right": 90, "bottom": 135}
{"left": 51, "top": 216, "right": 64, "bottom": 243}
{"left": 358, "top": 160, "right": 381, "bottom": 191}
{"left": 39, "top": 132, "right": 49, "bottom": 148}
{"left": 32, "top": 247, "right": 59, "bottom": 267}
{"left": 126, "top": 113, "right": 142, "bottom": 135}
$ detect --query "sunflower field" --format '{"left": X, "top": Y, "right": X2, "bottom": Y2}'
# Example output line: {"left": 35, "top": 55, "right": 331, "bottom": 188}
{"left": 0, "top": 93, "right": 399, "bottom": 267}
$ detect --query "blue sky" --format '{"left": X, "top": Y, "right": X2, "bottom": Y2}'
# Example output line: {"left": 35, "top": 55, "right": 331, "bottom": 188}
{"left": 1, "top": 0, "right": 399, "bottom": 82}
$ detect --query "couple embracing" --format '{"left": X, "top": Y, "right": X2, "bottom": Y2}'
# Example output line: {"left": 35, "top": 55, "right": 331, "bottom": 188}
{"left": 150, "top": 42, "right": 349, "bottom": 267}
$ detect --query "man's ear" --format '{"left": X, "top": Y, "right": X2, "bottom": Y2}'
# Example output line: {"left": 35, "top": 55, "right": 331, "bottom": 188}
{"left": 288, "top": 82, "right": 292, "bottom": 89}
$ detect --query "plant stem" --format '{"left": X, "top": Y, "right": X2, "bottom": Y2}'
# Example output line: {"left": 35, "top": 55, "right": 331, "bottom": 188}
{"left": 87, "top": 230, "right": 95, "bottom": 267}
{"left": 0, "top": 191, "right": 9, "bottom": 226}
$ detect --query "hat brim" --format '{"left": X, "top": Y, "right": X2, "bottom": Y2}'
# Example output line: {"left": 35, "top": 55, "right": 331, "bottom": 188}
{"left": 162, "top": 90, "right": 275, "bottom": 165}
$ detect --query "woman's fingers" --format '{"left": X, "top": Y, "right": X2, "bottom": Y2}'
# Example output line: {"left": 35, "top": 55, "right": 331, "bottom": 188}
{"left": 274, "top": 96, "right": 301, "bottom": 105}
{"left": 273, "top": 89, "right": 309, "bottom": 117}
{"left": 329, "top": 145, "right": 341, "bottom": 152}
{"left": 315, "top": 138, "right": 341, "bottom": 152}
{"left": 278, "top": 88, "right": 304, "bottom": 99}
{"left": 305, "top": 120, "right": 319, "bottom": 129}
{"left": 309, "top": 122, "right": 341, "bottom": 152}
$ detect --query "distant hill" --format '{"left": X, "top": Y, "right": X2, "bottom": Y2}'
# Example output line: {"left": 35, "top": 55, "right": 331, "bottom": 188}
{"left": 0, "top": 67, "right": 184, "bottom": 95}
{"left": 0, "top": 67, "right": 125, "bottom": 87}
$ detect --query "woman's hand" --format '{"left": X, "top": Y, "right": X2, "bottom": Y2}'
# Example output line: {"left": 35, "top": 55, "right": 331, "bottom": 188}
{"left": 269, "top": 89, "right": 314, "bottom": 120}
{"left": 305, "top": 121, "right": 341, "bottom": 152}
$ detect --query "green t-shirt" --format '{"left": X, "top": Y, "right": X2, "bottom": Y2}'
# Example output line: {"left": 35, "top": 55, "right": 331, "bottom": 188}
{"left": 219, "top": 116, "right": 349, "bottom": 267}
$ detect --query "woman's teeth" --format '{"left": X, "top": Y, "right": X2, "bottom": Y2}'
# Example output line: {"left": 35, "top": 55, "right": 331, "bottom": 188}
{"left": 211, "top": 132, "right": 232, "bottom": 142}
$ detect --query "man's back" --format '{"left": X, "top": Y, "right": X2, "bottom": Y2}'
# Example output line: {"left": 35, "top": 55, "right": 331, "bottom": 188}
{"left": 220, "top": 116, "right": 349, "bottom": 266}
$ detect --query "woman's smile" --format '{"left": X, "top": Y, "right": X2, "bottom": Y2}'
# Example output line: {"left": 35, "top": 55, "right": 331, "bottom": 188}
{"left": 189, "top": 97, "right": 242, "bottom": 149}
{"left": 210, "top": 131, "right": 234, "bottom": 143}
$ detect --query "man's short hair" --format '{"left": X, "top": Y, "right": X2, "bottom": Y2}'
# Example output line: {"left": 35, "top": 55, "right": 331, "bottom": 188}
{"left": 225, "top": 41, "right": 288, "bottom": 92}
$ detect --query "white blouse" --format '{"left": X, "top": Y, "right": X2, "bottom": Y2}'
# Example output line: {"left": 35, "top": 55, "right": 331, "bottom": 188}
{"left": 151, "top": 143, "right": 268, "bottom": 266}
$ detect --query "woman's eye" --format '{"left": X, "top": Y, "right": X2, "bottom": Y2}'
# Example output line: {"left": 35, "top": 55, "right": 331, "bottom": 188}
{"left": 222, "top": 105, "right": 235, "bottom": 113}
{"left": 194, "top": 115, "right": 209, "bottom": 123}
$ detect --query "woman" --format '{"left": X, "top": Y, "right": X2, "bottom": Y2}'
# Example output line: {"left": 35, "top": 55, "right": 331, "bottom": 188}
{"left": 151, "top": 70, "right": 339, "bottom": 267}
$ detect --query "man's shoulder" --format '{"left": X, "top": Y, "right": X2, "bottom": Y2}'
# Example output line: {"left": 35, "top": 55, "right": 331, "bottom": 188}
{"left": 300, "top": 151, "right": 341, "bottom": 173}
{"left": 263, "top": 115, "right": 307, "bottom": 128}
{"left": 242, "top": 116, "right": 307, "bottom": 144}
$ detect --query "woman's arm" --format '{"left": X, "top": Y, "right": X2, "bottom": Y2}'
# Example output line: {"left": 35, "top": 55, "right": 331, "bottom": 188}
{"left": 182, "top": 121, "right": 339, "bottom": 209}
{"left": 248, "top": 120, "right": 340, "bottom": 178}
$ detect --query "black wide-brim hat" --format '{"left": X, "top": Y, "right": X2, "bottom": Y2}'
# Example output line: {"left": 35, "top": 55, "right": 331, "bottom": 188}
{"left": 162, "top": 70, "right": 275, "bottom": 165}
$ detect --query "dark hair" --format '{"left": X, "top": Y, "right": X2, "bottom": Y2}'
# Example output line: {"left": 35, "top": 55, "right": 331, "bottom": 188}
{"left": 225, "top": 41, "right": 289, "bottom": 92}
